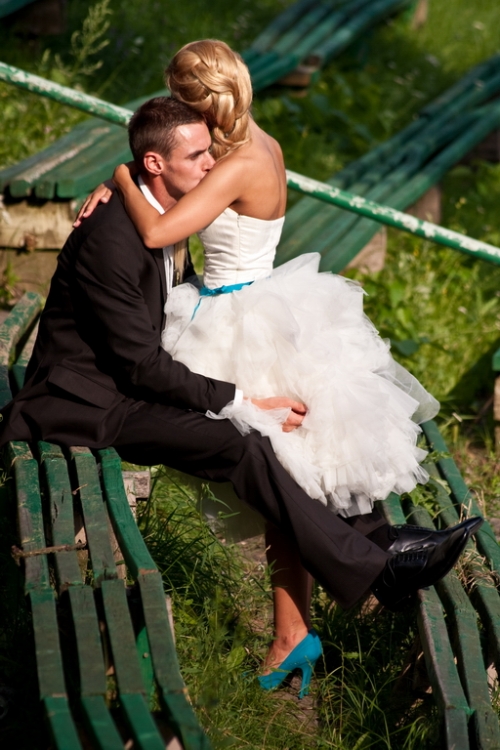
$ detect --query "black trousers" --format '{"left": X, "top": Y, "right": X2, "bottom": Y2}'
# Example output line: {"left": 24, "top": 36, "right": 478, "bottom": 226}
{"left": 114, "top": 401, "right": 390, "bottom": 609}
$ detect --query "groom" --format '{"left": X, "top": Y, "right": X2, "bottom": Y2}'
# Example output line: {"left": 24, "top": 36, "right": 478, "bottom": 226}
{"left": 0, "top": 97, "right": 480, "bottom": 610}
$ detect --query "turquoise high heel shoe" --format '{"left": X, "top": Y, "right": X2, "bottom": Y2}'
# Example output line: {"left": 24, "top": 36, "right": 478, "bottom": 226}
{"left": 258, "top": 630, "right": 322, "bottom": 699}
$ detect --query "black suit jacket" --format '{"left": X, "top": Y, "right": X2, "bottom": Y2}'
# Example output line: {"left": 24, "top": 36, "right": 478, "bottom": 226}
{"left": 1, "top": 193, "right": 235, "bottom": 448}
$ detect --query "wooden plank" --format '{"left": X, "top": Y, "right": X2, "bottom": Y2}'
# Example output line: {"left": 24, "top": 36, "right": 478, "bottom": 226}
{"left": 38, "top": 441, "right": 82, "bottom": 589}
{"left": 437, "top": 573, "right": 500, "bottom": 749}
{"left": 100, "top": 578, "right": 149, "bottom": 693}
{"left": 425, "top": 465, "right": 500, "bottom": 681}
{"left": 98, "top": 448, "right": 210, "bottom": 746}
{"left": 80, "top": 696, "right": 123, "bottom": 750}
{"left": 43, "top": 696, "right": 83, "bottom": 750}
{"left": 68, "top": 589, "right": 125, "bottom": 750}
{"left": 120, "top": 693, "right": 168, "bottom": 750}
{"left": 12, "top": 320, "right": 38, "bottom": 391}
{"left": 37, "top": 446, "right": 124, "bottom": 748}
{"left": 70, "top": 447, "right": 117, "bottom": 584}
{"left": 67, "top": 586, "right": 108, "bottom": 696}
{"left": 100, "top": 579, "right": 166, "bottom": 750}
{"left": 0, "top": 291, "right": 43, "bottom": 407}
{"left": 246, "top": 0, "right": 318, "bottom": 54}
{"left": 97, "top": 448, "right": 157, "bottom": 578}
{"left": 49, "top": 128, "right": 133, "bottom": 199}
{"left": 7, "top": 438, "right": 84, "bottom": 747}
{"left": 422, "top": 421, "right": 500, "bottom": 577}
{"left": 8, "top": 440, "right": 50, "bottom": 588}
{"left": 139, "top": 572, "right": 212, "bottom": 750}
{"left": 7, "top": 123, "right": 112, "bottom": 198}
{"left": 408, "top": 503, "right": 500, "bottom": 748}
{"left": 30, "top": 588, "right": 67, "bottom": 698}
{"left": 417, "top": 586, "right": 471, "bottom": 750}
{"left": 271, "top": 3, "right": 336, "bottom": 56}
{"left": 377, "top": 492, "right": 406, "bottom": 524}
{"left": 313, "top": 0, "right": 411, "bottom": 65}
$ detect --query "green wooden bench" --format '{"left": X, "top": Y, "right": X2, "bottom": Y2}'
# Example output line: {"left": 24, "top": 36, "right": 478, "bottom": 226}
{"left": 277, "top": 53, "right": 500, "bottom": 272}
{"left": 0, "top": 292, "right": 211, "bottom": 749}
{"left": 378, "top": 420, "right": 500, "bottom": 749}
{"left": 4, "top": 294, "right": 500, "bottom": 748}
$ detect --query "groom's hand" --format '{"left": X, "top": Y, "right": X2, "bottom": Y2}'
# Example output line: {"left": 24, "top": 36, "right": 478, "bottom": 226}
{"left": 250, "top": 397, "right": 307, "bottom": 432}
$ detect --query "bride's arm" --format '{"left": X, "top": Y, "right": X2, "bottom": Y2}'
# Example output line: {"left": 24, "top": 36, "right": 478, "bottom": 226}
{"left": 113, "top": 160, "right": 244, "bottom": 248}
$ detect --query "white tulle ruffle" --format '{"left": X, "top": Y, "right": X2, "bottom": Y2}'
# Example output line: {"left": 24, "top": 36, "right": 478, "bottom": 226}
{"left": 161, "top": 253, "right": 439, "bottom": 516}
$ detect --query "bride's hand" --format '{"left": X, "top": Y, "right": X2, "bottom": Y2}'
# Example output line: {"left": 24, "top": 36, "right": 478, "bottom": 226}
{"left": 250, "top": 397, "right": 307, "bottom": 432}
{"left": 73, "top": 180, "right": 115, "bottom": 227}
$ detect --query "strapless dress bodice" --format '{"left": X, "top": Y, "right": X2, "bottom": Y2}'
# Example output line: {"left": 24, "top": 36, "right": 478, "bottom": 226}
{"left": 198, "top": 206, "right": 285, "bottom": 288}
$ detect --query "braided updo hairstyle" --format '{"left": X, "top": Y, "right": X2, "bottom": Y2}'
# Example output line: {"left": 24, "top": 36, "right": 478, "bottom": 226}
{"left": 165, "top": 40, "right": 252, "bottom": 160}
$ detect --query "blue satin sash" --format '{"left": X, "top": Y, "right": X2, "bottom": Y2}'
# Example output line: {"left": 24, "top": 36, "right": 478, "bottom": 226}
{"left": 191, "top": 280, "right": 254, "bottom": 319}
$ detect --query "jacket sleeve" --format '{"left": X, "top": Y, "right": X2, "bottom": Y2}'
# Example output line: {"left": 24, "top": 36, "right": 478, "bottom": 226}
{"left": 74, "top": 219, "right": 235, "bottom": 414}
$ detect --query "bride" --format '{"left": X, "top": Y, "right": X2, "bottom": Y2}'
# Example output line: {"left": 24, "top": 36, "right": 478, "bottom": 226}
{"left": 77, "top": 39, "right": 439, "bottom": 693}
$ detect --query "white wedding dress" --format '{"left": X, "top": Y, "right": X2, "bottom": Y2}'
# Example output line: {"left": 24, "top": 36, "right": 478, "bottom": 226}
{"left": 161, "top": 206, "right": 439, "bottom": 519}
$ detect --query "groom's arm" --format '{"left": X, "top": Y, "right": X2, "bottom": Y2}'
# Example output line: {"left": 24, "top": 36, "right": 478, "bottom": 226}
{"left": 74, "top": 219, "right": 234, "bottom": 414}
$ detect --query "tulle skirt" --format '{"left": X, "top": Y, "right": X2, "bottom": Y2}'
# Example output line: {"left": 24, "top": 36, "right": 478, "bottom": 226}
{"left": 161, "top": 253, "right": 439, "bottom": 518}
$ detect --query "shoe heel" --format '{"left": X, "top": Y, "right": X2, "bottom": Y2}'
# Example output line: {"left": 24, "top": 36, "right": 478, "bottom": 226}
{"left": 298, "top": 662, "right": 313, "bottom": 699}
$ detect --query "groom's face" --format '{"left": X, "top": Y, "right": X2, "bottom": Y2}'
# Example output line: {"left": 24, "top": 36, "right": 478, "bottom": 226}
{"left": 163, "top": 121, "right": 215, "bottom": 199}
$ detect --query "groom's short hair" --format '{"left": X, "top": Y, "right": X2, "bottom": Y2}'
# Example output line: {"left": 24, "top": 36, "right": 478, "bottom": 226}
{"left": 128, "top": 96, "right": 204, "bottom": 164}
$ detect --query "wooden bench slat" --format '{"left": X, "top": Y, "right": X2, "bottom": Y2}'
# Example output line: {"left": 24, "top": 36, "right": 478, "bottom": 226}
{"left": 98, "top": 448, "right": 210, "bottom": 748}
{"left": 9, "top": 441, "right": 50, "bottom": 588}
{"left": 30, "top": 588, "right": 68, "bottom": 698}
{"left": 138, "top": 572, "right": 212, "bottom": 750}
{"left": 425, "top": 467, "right": 500, "bottom": 685}
{"left": 378, "top": 491, "right": 406, "bottom": 524}
{"left": 0, "top": 292, "right": 43, "bottom": 408}
{"left": 417, "top": 587, "right": 471, "bottom": 750}
{"left": 79, "top": 695, "right": 123, "bottom": 750}
{"left": 12, "top": 320, "right": 39, "bottom": 392}
{"left": 119, "top": 693, "right": 167, "bottom": 750}
{"left": 70, "top": 447, "right": 117, "bottom": 584}
{"left": 68, "top": 449, "right": 159, "bottom": 707}
{"left": 381, "top": 489, "right": 473, "bottom": 749}
{"left": 9, "top": 124, "right": 114, "bottom": 199}
{"left": 247, "top": 0, "right": 316, "bottom": 55}
{"left": 36, "top": 444, "right": 127, "bottom": 747}
{"left": 66, "top": 585, "right": 107, "bottom": 697}
{"left": 98, "top": 448, "right": 157, "bottom": 576}
{"left": 43, "top": 695, "right": 84, "bottom": 750}
{"left": 8, "top": 439, "right": 84, "bottom": 746}
{"left": 38, "top": 441, "right": 82, "bottom": 588}
{"left": 100, "top": 579, "right": 166, "bottom": 750}
{"left": 422, "top": 421, "right": 500, "bottom": 576}
{"left": 408, "top": 503, "right": 500, "bottom": 749}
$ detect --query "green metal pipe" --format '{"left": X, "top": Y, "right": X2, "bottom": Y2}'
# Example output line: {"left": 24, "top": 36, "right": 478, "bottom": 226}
{"left": 0, "top": 62, "right": 132, "bottom": 125}
{"left": 285, "top": 170, "right": 500, "bottom": 265}
{"left": 1, "top": 60, "right": 500, "bottom": 265}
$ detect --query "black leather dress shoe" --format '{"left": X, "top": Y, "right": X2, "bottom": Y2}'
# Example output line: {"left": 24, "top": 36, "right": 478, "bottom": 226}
{"left": 386, "top": 516, "right": 483, "bottom": 555}
{"left": 371, "top": 523, "right": 471, "bottom": 610}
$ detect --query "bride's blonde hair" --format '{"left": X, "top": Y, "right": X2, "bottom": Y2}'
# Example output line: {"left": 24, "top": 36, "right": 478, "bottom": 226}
{"left": 165, "top": 39, "right": 252, "bottom": 160}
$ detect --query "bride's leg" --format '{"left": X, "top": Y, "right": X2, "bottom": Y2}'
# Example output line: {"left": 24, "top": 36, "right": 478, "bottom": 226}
{"left": 263, "top": 523, "right": 313, "bottom": 672}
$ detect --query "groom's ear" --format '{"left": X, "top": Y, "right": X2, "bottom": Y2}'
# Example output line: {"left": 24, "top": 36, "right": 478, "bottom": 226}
{"left": 143, "top": 151, "right": 166, "bottom": 176}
